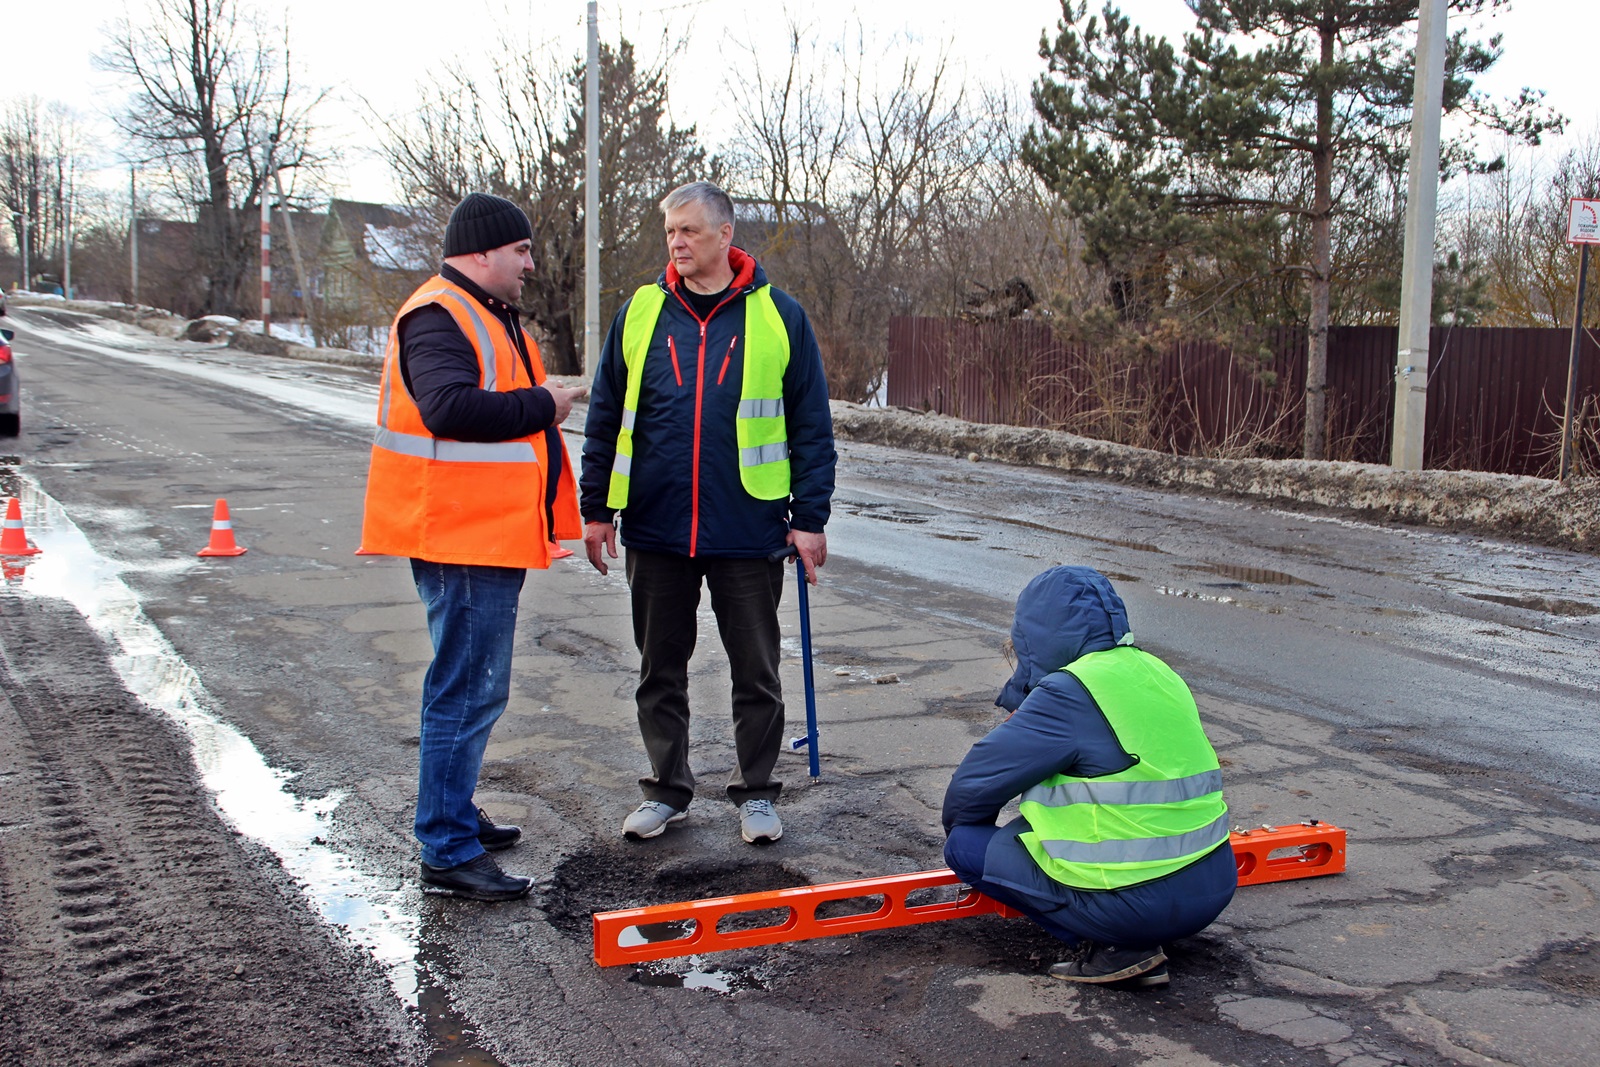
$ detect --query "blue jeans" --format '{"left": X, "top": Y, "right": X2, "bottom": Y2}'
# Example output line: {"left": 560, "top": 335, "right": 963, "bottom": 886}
{"left": 411, "top": 559, "right": 525, "bottom": 868}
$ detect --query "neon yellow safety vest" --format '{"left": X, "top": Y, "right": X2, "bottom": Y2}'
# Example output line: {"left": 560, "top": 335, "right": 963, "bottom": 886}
{"left": 606, "top": 283, "right": 791, "bottom": 509}
{"left": 1018, "top": 646, "right": 1229, "bottom": 891}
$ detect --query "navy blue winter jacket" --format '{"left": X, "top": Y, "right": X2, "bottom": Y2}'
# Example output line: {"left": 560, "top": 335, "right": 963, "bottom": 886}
{"left": 942, "top": 567, "right": 1140, "bottom": 834}
{"left": 942, "top": 566, "right": 1236, "bottom": 908}
{"left": 579, "top": 248, "right": 837, "bottom": 558}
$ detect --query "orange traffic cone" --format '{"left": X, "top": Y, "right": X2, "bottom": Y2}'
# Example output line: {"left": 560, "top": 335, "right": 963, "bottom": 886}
{"left": 197, "top": 498, "right": 248, "bottom": 557}
{"left": 549, "top": 542, "right": 574, "bottom": 560}
{"left": 0, "top": 497, "right": 41, "bottom": 556}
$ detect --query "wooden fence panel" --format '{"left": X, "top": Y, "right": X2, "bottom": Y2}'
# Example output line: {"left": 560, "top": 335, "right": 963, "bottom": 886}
{"left": 884, "top": 317, "right": 1600, "bottom": 477}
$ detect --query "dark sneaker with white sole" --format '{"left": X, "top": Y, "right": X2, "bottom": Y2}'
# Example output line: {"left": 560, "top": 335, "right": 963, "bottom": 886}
{"left": 420, "top": 853, "right": 533, "bottom": 902}
{"left": 476, "top": 807, "right": 521, "bottom": 851}
{"left": 1048, "top": 943, "right": 1168, "bottom": 986}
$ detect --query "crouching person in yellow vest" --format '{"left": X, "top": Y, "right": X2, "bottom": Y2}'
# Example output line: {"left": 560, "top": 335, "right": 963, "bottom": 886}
{"left": 360, "top": 193, "right": 586, "bottom": 901}
{"left": 943, "top": 566, "right": 1236, "bottom": 987}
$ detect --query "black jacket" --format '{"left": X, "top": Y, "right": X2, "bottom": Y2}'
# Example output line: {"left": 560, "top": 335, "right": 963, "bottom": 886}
{"left": 398, "top": 264, "right": 556, "bottom": 441}
{"left": 398, "top": 264, "right": 564, "bottom": 517}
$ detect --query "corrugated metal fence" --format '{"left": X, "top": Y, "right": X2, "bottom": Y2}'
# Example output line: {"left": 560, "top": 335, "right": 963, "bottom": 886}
{"left": 885, "top": 318, "right": 1600, "bottom": 477}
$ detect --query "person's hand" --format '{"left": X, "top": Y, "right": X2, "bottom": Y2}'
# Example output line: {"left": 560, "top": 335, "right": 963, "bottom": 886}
{"left": 787, "top": 528, "right": 827, "bottom": 585}
{"left": 543, "top": 381, "right": 589, "bottom": 424}
{"left": 584, "top": 521, "right": 618, "bottom": 576}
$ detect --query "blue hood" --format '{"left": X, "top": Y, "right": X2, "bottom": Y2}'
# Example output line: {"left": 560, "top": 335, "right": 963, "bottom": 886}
{"left": 997, "top": 566, "right": 1132, "bottom": 711}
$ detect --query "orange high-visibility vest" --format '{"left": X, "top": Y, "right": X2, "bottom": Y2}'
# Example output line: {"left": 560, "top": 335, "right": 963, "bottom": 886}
{"left": 359, "top": 275, "right": 581, "bottom": 568}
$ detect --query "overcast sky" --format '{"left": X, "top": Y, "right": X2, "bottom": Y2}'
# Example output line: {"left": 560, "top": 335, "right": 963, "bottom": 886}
{"left": 3, "top": 0, "right": 1590, "bottom": 207}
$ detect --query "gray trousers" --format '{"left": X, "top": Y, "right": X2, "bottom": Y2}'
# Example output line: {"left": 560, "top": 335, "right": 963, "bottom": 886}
{"left": 625, "top": 548, "right": 785, "bottom": 809}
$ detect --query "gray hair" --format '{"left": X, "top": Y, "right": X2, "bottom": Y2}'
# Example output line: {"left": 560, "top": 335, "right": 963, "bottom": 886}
{"left": 660, "top": 181, "right": 735, "bottom": 231}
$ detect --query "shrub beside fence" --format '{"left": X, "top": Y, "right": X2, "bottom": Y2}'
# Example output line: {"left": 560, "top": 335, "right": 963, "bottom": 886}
{"left": 885, "top": 318, "right": 1600, "bottom": 478}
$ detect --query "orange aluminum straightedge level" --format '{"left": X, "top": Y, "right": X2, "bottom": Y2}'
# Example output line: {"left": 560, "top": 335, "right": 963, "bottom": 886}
{"left": 592, "top": 821, "right": 1346, "bottom": 967}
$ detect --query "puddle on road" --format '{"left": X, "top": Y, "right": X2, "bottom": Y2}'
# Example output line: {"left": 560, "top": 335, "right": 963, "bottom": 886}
{"left": 1466, "top": 591, "right": 1600, "bottom": 617}
{"left": 0, "top": 480, "right": 485, "bottom": 1036}
{"left": 618, "top": 922, "right": 763, "bottom": 993}
{"left": 1180, "top": 562, "right": 1317, "bottom": 586}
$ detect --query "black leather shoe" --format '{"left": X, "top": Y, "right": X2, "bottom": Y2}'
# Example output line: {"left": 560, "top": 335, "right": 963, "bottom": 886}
{"left": 419, "top": 853, "right": 533, "bottom": 902}
{"left": 1048, "top": 943, "right": 1168, "bottom": 985}
{"left": 476, "top": 807, "right": 522, "bottom": 851}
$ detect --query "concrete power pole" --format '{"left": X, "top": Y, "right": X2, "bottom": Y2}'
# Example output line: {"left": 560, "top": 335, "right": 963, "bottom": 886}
{"left": 584, "top": 0, "right": 600, "bottom": 381}
{"left": 130, "top": 169, "right": 140, "bottom": 306}
{"left": 273, "top": 168, "right": 314, "bottom": 339}
{"left": 260, "top": 145, "right": 274, "bottom": 334}
{"left": 1391, "top": 0, "right": 1448, "bottom": 471}
{"left": 63, "top": 178, "right": 72, "bottom": 298}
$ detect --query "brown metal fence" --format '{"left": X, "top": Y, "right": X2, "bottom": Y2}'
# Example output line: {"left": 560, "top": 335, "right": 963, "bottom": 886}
{"left": 885, "top": 317, "right": 1600, "bottom": 477}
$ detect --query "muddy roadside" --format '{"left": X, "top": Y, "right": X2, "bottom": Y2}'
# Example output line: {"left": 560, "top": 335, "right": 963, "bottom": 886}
{"left": 0, "top": 596, "right": 420, "bottom": 1067}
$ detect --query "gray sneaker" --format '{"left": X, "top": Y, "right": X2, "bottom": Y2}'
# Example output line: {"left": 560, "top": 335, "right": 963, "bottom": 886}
{"left": 739, "top": 799, "right": 783, "bottom": 844}
{"left": 622, "top": 801, "right": 686, "bottom": 840}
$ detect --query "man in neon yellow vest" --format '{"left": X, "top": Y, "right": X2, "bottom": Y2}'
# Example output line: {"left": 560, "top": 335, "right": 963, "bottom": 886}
{"left": 943, "top": 566, "right": 1237, "bottom": 987}
{"left": 581, "top": 181, "right": 836, "bottom": 846}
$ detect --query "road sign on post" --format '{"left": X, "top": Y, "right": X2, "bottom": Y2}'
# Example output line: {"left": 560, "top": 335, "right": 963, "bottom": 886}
{"left": 1568, "top": 198, "right": 1600, "bottom": 244}
{"left": 1561, "top": 198, "right": 1600, "bottom": 481}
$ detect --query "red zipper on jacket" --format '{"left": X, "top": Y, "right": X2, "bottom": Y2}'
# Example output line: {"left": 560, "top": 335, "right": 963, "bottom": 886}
{"left": 670, "top": 284, "right": 743, "bottom": 557}
{"left": 667, "top": 336, "right": 684, "bottom": 386}
{"left": 717, "top": 336, "right": 737, "bottom": 385}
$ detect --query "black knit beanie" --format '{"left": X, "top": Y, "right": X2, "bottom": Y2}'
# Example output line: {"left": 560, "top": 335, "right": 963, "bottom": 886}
{"left": 443, "top": 193, "right": 533, "bottom": 257}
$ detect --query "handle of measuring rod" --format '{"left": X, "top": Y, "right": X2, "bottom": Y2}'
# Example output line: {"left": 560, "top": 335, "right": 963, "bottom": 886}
{"left": 769, "top": 545, "right": 820, "bottom": 777}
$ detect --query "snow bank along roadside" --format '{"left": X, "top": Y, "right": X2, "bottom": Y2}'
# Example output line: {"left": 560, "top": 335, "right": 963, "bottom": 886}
{"left": 830, "top": 402, "right": 1600, "bottom": 556}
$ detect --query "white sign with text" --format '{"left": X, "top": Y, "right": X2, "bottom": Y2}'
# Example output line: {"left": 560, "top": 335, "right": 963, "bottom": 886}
{"left": 1569, "top": 198, "right": 1600, "bottom": 244}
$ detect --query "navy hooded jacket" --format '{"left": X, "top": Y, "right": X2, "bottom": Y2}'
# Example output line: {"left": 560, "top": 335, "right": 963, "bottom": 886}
{"left": 943, "top": 566, "right": 1237, "bottom": 941}
{"left": 578, "top": 247, "right": 836, "bottom": 558}
{"left": 942, "top": 566, "right": 1142, "bottom": 833}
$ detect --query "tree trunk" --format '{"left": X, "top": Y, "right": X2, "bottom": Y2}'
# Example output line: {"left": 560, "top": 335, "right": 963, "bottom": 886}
{"left": 1303, "top": 21, "right": 1336, "bottom": 461}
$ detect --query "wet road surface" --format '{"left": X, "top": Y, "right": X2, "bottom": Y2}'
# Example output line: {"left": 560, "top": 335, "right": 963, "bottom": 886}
{"left": 2, "top": 304, "right": 1598, "bottom": 1067}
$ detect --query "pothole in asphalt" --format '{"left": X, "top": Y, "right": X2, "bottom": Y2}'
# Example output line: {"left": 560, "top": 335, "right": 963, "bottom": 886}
{"left": 1530, "top": 939, "right": 1600, "bottom": 997}
{"left": 545, "top": 848, "right": 806, "bottom": 993}
{"left": 1466, "top": 592, "right": 1600, "bottom": 616}
{"left": 545, "top": 849, "right": 804, "bottom": 935}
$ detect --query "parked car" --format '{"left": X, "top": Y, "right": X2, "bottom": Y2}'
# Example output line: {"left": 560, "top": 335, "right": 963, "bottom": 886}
{"left": 0, "top": 327, "right": 18, "bottom": 436}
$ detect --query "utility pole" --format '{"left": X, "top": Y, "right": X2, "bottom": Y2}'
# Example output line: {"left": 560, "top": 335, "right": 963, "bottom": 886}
{"left": 1390, "top": 0, "right": 1447, "bottom": 471}
{"left": 584, "top": 0, "right": 600, "bottom": 381}
{"left": 130, "top": 168, "right": 140, "bottom": 307}
{"left": 63, "top": 175, "right": 73, "bottom": 299}
{"left": 20, "top": 194, "right": 30, "bottom": 292}
{"left": 273, "top": 167, "right": 314, "bottom": 339}
{"left": 260, "top": 142, "right": 275, "bottom": 334}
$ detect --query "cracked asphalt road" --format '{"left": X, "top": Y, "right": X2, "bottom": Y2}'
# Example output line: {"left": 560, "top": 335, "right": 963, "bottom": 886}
{"left": 1, "top": 304, "right": 1597, "bottom": 1067}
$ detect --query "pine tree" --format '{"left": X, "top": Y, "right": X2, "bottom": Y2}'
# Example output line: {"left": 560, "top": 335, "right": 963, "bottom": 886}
{"left": 1024, "top": 0, "right": 1559, "bottom": 458}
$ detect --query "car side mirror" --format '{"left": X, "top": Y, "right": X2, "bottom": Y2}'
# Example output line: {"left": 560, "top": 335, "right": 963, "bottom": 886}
{"left": 0, "top": 328, "right": 12, "bottom": 343}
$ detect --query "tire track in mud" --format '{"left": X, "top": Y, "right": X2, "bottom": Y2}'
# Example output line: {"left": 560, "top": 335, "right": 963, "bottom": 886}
{"left": 0, "top": 595, "right": 416, "bottom": 1066}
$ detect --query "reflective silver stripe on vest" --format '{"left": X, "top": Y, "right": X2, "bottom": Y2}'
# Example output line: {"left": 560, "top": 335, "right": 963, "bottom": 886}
{"left": 1037, "top": 812, "right": 1231, "bottom": 865}
{"left": 741, "top": 442, "right": 789, "bottom": 466}
{"left": 1022, "top": 769, "right": 1223, "bottom": 809}
{"left": 373, "top": 426, "right": 538, "bottom": 463}
{"left": 428, "top": 289, "right": 499, "bottom": 391}
{"left": 738, "top": 398, "right": 785, "bottom": 419}
{"left": 612, "top": 451, "right": 632, "bottom": 477}
{"left": 622, "top": 408, "right": 637, "bottom": 431}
